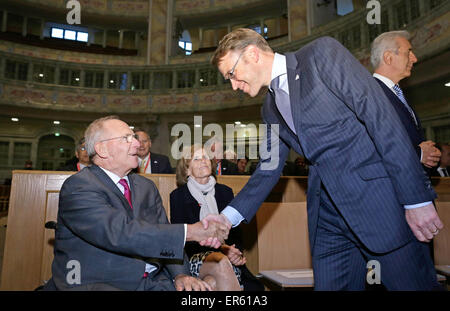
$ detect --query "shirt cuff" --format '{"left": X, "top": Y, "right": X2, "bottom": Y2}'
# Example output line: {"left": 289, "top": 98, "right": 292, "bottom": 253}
{"left": 221, "top": 206, "right": 245, "bottom": 228}
{"left": 420, "top": 148, "right": 423, "bottom": 162}
{"left": 404, "top": 201, "right": 432, "bottom": 209}
{"left": 183, "top": 224, "right": 187, "bottom": 246}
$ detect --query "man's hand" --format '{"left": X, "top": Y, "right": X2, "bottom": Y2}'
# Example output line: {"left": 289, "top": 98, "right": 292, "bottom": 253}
{"left": 405, "top": 203, "right": 444, "bottom": 242}
{"left": 221, "top": 244, "right": 247, "bottom": 266}
{"left": 202, "top": 213, "right": 232, "bottom": 230}
{"left": 186, "top": 219, "right": 229, "bottom": 248}
{"left": 419, "top": 140, "right": 441, "bottom": 168}
{"left": 174, "top": 274, "right": 212, "bottom": 291}
{"left": 200, "top": 214, "right": 232, "bottom": 247}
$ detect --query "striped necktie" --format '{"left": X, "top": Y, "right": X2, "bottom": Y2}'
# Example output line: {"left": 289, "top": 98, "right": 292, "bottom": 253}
{"left": 392, "top": 84, "right": 417, "bottom": 126}
{"left": 270, "top": 76, "right": 297, "bottom": 134}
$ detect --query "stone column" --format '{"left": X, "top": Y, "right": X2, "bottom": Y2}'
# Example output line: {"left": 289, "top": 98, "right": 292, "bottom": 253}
{"left": 30, "top": 140, "right": 38, "bottom": 169}
{"left": 40, "top": 19, "right": 45, "bottom": 39}
{"left": 27, "top": 62, "right": 33, "bottom": 81}
{"left": 135, "top": 31, "right": 140, "bottom": 50}
{"left": 103, "top": 70, "right": 109, "bottom": 89}
{"left": 147, "top": 0, "right": 153, "bottom": 64}
{"left": 155, "top": 117, "right": 171, "bottom": 163}
{"left": 276, "top": 16, "right": 281, "bottom": 36}
{"left": 147, "top": 0, "right": 169, "bottom": 65}
{"left": 199, "top": 27, "right": 203, "bottom": 49}
{"left": 418, "top": 0, "right": 427, "bottom": 16}
{"left": 102, "top": 29, "right": 107, "bottom": 48}
{"left": 2, "top": 11, "right": 7, "bottom": 32}
{"left": 287, "top": 0, "right": 308, "bottom": 42}
{"left": 172, "top": 70, "right": 177, "bottom": 89}
{"left": 7, "top": 141, "right": 14, "bottom": 167}
{"left": 165, "top": 0, "right": 174, "bottom": 64}
{"left": 54, "top": 65, "right": 60, "bottom": 85}
{"left": 119, "top": 30, "right": 124, "bottom": 49}
{"left": 22, "top": 16, "right": 27, "bottom": 37}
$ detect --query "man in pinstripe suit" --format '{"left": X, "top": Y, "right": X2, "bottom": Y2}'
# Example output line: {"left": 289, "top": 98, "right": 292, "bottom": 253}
{"left": 208, "top": 28, "right": 444, "bottom": 290}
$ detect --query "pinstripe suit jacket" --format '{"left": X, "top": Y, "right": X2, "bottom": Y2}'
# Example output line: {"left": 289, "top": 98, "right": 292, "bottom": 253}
{"left": 230, "top": 37, "right": 436, "bottom": 254}
{"left": 374, "top": 78, "right": 425, "bottom": 159}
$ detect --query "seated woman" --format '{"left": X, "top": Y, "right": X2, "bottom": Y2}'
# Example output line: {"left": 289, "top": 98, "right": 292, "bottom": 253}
{"left": 170, "top": 145, "right": 263, "bottom": 291}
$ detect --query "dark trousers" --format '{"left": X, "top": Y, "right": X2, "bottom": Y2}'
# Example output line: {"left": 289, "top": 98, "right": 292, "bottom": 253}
{"left": 312, "top": 189, "right": 443, "bottom": 291}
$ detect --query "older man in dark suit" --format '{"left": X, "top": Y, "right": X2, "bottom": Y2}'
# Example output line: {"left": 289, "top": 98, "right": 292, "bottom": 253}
{"left": 208, "top": 28, "right": 443, "bottom": 290}
{"left": 46, "top": 116, "right": 227, "bottom": 291}
{"left": 371, "top": 30, "right": 441, "bottom": 172}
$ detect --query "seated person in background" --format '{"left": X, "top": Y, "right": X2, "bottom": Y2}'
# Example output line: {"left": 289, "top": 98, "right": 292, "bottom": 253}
{"left": 282, "top": 157, "right": 309, "bottom": 176}
{"left": 134, "top": 128, "right": 173, "bottom": 174}
{"left": 223, "top": 149, "right": 238, "bottom": 164}
{"left": 432, "top": 143, "right": 450, "bottom": 177}
{"left": 58, "top": 137, "right": 91, "bottom": 171}
{"left": 170, "top": 145, "right": 264, "bottom": 291}
{"left": 293, "top": 157, "right": 309, "bottom": 176}
{"left": 208, "top": 138, "right": 238, "bottom": 175}
{"left": 237, "top": 157, "right": 250, "bottom": 175}
{"left": 45, "top": 116, "right": 227, "bottom": 291}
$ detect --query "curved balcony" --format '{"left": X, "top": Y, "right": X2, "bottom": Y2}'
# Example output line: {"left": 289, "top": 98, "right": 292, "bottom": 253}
{"left": 6, "top": 0, "right": 150, "bottom": 18}
{"left": 8, "top": 0, "right": 275, "bottom": 18}
{"left": 0, "top": 0, "right": 448, "bottom": 115}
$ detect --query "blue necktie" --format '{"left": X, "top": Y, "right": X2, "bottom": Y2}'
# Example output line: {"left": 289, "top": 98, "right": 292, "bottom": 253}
{"left": 392, "top": 84, "right": 417, "bottom": 126}
{"left": 270, "top": 76, "right": 296, "bottom": 134}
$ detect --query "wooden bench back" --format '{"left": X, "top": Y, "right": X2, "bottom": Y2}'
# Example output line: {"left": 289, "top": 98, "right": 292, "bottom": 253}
{"left": 1, "top": 171, "right": 448, "bottom": 291}
{"left": 0, "top": 171, "right": 307, "bottom": 290}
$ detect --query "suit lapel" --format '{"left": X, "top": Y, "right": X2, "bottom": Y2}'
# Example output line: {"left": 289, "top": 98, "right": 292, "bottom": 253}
{"left": 128, "top": 173, "right": 139, "bottom": 213}
{"left": 375, "top": 78, "right": 419, "bottom": 128}
{"left": 285, "top": 52, "right": 301, "bottom": 136}
{"left": 151, "top": 155, "right": 158, "bottom": 173}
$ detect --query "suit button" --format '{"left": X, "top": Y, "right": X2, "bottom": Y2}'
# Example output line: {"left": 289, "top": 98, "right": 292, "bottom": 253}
{"left": 316, "top": 190, "right": 320, "bottom": 196}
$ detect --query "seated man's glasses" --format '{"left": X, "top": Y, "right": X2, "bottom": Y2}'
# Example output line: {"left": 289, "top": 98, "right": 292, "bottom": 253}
{"left": 99, "top": 133, "right": 138, "bottom": 144}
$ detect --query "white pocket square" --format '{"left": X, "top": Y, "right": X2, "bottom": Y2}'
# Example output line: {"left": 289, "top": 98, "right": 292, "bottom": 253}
{"left": 295, "top": 74, "right": 300, "bottom": 80}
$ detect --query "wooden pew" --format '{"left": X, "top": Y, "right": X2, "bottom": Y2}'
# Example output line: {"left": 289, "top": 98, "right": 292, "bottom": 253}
{"left": 1, "top": 171, "right": 448, "bottom": 291}
{"left": 256, "top": 202, "right": 313, "bottom": 290}
{"left": 0, "top": 170, "right": 307, "bottom": 290}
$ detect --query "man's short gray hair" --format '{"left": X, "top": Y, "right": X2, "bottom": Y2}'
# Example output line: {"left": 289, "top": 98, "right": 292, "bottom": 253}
{"left": 370, "top": 30, "right": 410, "bottom": 69}
{"left": 84, "top": 115, "right": 120, "bottom": 160}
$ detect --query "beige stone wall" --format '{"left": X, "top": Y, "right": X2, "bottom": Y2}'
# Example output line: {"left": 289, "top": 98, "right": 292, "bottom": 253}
{"left": 149, "top": 0, "right": 168, "bottom": 65}
{"left": 175, "top": 0, "right": 265, "bottom": 15}
{"left": 13, "top": 0, "right": 149, "bottom": 17}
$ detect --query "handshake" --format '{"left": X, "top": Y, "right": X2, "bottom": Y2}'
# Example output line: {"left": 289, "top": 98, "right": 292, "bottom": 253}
{"left": 186, "top": 214, "right": 232, "bottom": 248}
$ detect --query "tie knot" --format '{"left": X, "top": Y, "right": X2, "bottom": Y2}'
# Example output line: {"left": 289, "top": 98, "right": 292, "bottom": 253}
{"left": 119, "top": 178, "right": 130, "bottom": 190}
{"left": 393, "top": 84, "right": 403, "bottom": 93}
{"left": 270, "top": 76, "right": 280, "bottom": 92}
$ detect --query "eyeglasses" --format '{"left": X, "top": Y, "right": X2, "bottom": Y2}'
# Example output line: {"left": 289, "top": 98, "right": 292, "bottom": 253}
{"left": 99, "top": 133, "right": 138, "bottom": 144}
{"left": 226, "top": 50, "right": 245, "bottom": 80}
